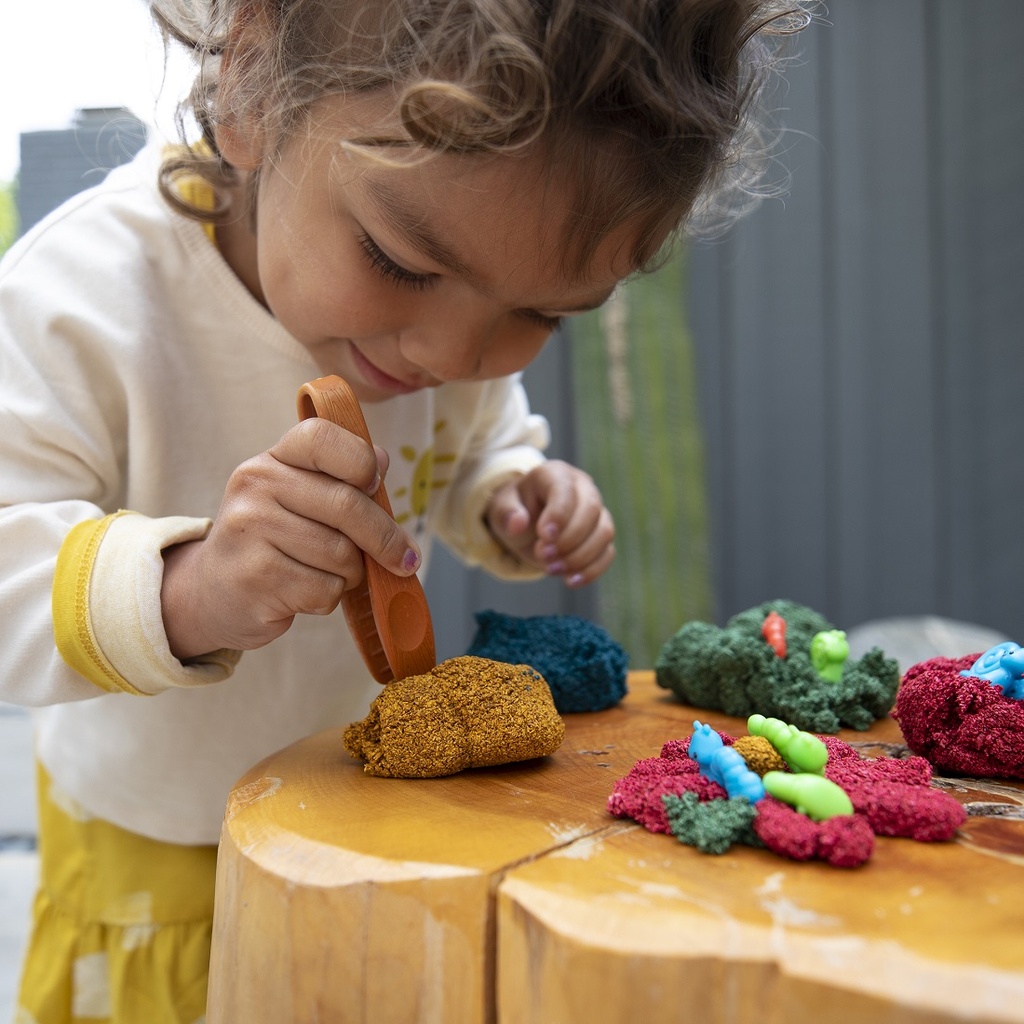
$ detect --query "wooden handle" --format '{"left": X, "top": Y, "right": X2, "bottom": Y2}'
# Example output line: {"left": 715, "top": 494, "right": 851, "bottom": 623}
{"left": 297, "top": 375, "right": 436, "bottom": 683}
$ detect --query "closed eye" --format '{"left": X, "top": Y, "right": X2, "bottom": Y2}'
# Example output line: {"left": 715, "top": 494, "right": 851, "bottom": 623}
{"left": 358, "top": 232, "right": 436, "bottom": 291}
{"left": 517, "top": 309, "right": 564, "bottom": 331}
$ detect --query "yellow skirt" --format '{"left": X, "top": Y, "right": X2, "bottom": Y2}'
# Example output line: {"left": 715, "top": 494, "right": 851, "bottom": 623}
{"left": 15, "top": 763, "right": 217, "bottom": 1024}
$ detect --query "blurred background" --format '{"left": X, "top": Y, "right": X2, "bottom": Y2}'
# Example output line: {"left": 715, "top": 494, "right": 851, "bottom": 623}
{"left": 689, "top": 0, "right": 1024, "bottom": 646}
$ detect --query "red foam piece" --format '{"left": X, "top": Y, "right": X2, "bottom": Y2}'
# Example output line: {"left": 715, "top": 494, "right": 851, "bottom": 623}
{"left": 753, "top": 796, "right": 876, "bottom": 867}
{"left": 609, "top": 721, "right": 967, "bottom": 866}
{"left": 607, "top": 756, "right": 726, "bottom": 833}
{"left": 894, "top": 654, "right": 1024, "bottom": 779}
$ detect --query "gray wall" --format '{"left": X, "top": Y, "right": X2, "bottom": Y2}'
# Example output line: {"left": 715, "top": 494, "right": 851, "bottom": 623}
{"left": 689, "top": 0, "right": 1024, "bottom": 636}
{"left": 17, "top": 108, "right": 147, "bottom": 236}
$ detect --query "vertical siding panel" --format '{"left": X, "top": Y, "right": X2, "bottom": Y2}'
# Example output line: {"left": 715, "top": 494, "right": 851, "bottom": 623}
{"left": 690, "top": 17, "right": 832, "bottom": 620}
{"left": 688, "top": 241, "right": 734, "bottom": 622}
{"left": 832, "top": 0, "right": 938, "bottom": 621}
{"left": 825, "top": 2, "right": 868, "bottom": 623}
{"left": 738, "top": 20, "right": 831, "bottom": 616}
{"left": 970, "top": 4, "right": 1024, "bottom": 635}
{"left": 821, "top": 3, "right": 870, "bottom": 625}
{"left": 931, "top": 0, "right": 977, "bottom": 626}
{"left": 690, "top": 0, "right": 1024, "bottom": 635}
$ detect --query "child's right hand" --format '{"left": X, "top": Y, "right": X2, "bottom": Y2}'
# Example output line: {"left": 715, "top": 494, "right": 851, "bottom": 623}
{"left": 159, "top": 418, "right": 422, "bottom": 660}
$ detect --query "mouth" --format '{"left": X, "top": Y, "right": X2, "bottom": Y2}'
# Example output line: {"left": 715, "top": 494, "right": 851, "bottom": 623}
{"left": 349, "top": 345, "right": 423, "bottom": 396}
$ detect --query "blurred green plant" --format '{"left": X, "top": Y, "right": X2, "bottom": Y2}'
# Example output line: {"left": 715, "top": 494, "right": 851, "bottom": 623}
{"left": 0, "top": 179, "right": 17, "bottom": 258}
{"left": 569, "top": 247, "right": 712, "bottom": 667}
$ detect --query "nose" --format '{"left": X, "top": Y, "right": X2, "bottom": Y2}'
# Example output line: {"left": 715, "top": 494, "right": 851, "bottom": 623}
{"left": 399, "top": 307, "right": 495, "bottom": 382}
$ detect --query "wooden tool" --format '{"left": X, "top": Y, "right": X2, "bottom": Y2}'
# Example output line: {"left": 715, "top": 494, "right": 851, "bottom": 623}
{"left": 297, "top": 375, "right": 435, "bottom": 683}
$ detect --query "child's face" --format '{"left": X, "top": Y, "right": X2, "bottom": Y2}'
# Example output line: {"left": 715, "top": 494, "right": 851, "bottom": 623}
{"left": 217, "top": 93, "right": 643, "bottom": 403}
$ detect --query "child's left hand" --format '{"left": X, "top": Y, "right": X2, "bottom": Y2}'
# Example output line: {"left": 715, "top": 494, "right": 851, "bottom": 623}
{"left": 485, "top": 460, "right": 615, "bottom": 586}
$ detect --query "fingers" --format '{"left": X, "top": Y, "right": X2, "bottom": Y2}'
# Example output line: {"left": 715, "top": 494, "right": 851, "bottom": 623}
{"left": 268, "top": 419, "right": 421, "bottom": 576}
{"left": 490, "top": 461, "right": 616, "bottom": 586}
{"left": 198, "top": 457, "right": 368, "bottom": 612}
{"left": 268, "top": 462, "right": 420, "bottom": 576}
{"left": 273, "top": 416, "right": 382, "bottom": 495}
{"left": 162, "top": 417, "right": 423, "bottom": 660}
{"left": 538, "top": 502, "right": 616, "bottom": 587}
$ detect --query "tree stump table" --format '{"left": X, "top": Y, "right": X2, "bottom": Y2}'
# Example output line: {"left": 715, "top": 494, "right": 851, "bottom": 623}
{"left": 207, "top": 672, "right": 1024, "bottom": 1023}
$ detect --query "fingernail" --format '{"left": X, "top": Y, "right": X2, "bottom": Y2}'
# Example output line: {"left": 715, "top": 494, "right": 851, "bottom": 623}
{"left": 566, "top": 572, "right": 585, "bottom": 587}
{"left": 403, "top": 548, "right": 421, "bottom": 573}
{"left": 546, "top": 560, "right": 566, "bottom": 574}
{"left": 368, "top": 472, "right": 381, "bottom": 496}
{"left": 542, "top": 523, "right": 558, "bottom": 540}
{"left": 541, "top": 544, "right": 559, "bottom": 559}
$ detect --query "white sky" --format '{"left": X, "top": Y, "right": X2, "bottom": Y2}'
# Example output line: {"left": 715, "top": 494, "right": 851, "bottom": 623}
{"left": 0, "top": 1, "right": 195, "bottom": 182}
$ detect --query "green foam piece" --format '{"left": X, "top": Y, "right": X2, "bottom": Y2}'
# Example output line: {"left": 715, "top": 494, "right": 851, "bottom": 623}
{"left": 662, "top": 791, "right": 760, "bottom": 855}
{"left": 655, "top": 599, "right": 899, "bottom": 733}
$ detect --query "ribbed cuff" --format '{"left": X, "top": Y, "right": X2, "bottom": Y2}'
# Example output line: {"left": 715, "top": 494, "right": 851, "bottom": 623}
{"left": 53, "top": 511, "right": 241, "bottom": 696}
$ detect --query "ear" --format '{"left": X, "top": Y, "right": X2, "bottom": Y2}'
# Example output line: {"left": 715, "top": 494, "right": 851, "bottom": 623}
{"left": 212, "top": 3, "right": 275, "bottom": 170}
{"left": 213, "top": 112, "right": 264, "bottom": 172}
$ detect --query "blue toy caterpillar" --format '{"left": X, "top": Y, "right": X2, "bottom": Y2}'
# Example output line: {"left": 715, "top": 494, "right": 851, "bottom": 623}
{"left": 962, "top": 642, "right": 1024, "bottom": 700}
{"left": 688, "top": 721, "right": 765, "bottom": 803}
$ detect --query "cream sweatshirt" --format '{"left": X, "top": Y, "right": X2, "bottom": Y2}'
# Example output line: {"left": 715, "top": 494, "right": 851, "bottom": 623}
{"left": 0, "top": 143, "right": 549, "bottom": 844}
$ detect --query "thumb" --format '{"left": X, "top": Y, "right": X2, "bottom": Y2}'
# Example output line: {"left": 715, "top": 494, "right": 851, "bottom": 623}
{"left": 488, "top": 485, "right": 533, "bottom": 540}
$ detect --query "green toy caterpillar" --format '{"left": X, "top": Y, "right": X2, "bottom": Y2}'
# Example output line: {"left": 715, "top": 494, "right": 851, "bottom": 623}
{"left": 747, "top": 714, "right": 828, "bottom": 774}
{"left": 762, "top": 771, "right": 854, "bottom": 821}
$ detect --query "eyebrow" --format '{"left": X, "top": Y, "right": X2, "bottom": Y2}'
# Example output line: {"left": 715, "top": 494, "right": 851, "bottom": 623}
{"left": 360, "top": 177, "right": 617, "bottom": 314}
{"left": 362, "top": 178, "right": 476, "bottom": 280}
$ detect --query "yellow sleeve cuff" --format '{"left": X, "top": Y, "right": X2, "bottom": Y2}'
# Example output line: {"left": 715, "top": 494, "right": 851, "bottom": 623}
{"left": 53, "top": 511, "right": 240, "bottom": 696}
{"left": 52, "top": 512, "right": 149, "bottom": 696}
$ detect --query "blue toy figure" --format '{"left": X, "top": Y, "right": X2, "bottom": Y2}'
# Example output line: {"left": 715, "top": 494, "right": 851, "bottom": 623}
{"left": 688, "top": 721, "right": 765, "bottom": 803}
{"left": 961, "top": 642, "right": 1024, "bottom": 700}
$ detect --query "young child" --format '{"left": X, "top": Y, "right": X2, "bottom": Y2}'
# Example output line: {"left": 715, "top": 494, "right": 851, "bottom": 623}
{"left": 1, "top": 0, "right": 808, "bottom": 1020}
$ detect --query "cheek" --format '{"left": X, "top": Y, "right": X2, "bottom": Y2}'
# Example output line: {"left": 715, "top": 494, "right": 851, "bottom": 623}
{"left": 251, "top": 186, "right": 396, "bottom": 337}
{"left": 480, "top": 324, "right": 552, "bottom": 378}
{"left": 258, "top": 246, "right": 404, "bottom": 340}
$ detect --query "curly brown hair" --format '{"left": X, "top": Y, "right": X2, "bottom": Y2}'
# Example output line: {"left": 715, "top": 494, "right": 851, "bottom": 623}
{"left": 152, "top": 0, "right": 811, "bottom": 273}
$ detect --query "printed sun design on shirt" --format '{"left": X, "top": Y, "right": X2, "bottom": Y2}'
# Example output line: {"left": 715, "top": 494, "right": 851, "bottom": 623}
{"left": 392, "top": 419, "right": 455, "bottom": 531}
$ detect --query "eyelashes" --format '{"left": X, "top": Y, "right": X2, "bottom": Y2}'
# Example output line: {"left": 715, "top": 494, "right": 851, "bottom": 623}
{"left": 518, "top": 309, "right": 563, "bottom": 331}
{"left": 357, "top": 231, "right": 564, "bottom": 332}
{"left": 358, "top": 232, "right": 435, "bottom": 292}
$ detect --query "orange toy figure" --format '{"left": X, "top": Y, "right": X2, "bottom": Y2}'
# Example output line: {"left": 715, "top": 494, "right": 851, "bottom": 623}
{"left": 761, "top": 610, "right": 787, "bottom": 658}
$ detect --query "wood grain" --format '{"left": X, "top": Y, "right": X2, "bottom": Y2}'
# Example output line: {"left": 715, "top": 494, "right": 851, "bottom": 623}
{"left": 207, "top": 672, "right": 1024, "bottom": 1024}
